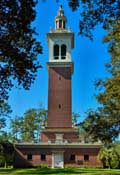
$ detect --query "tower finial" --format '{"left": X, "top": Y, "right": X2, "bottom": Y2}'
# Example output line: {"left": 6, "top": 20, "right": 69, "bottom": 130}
{"left": 60, "top": 4, "right": 62, "bottom": 9}
{"left": 55, "top": 5, "right": 67, "bottom": 30}
{"left": 58, "top": 4, "right": 64, "bottom": 16}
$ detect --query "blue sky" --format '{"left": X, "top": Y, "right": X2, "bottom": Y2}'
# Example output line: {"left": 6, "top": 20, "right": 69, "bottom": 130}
{"left": 8, "top": 0, "right": 110, "bottom": 124}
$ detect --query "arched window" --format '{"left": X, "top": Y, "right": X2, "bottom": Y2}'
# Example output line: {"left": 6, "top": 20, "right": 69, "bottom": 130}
{"left": 61, "top": 44, "right": 66, "bottom": 59}
{"left": 54, "top": 44, "right": 59, "bottom": 59}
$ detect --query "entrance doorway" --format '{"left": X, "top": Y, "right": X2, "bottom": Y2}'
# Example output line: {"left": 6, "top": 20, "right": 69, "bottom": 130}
{"left": 52, "top": 152, "right": 64, "bottom": 168}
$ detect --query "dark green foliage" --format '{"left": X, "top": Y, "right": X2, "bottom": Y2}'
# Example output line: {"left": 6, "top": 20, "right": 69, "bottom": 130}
{"left": 0, "top": 102, "right": 12, "bottom": 139}
{"left": 67, "top": 0, "right": 80, "bottom": 11}
{"left": 0, "top": 118, "right": 6, "bottom": 131}
{"left": 10, "top": 107, "right": 48, "bottom": 142}
{"left": 0, "top": 137, "right": 14, "bottom": 168}
{"left": 98, "top": 142, "right": 120, "bottom": 169}
{"left": 103, "top": 18, "right": 120, "bottom": 77}
{"left": 0, "top": 0, "right": 42, "bottom": 116}
{"left": 10, "top": 116, "right": 23, "bottom": 142}
{"left": 80, "top": 110, "right": 120, "bottom": 144}
{"left": 72, "top": 112, "right": 80, "bottom": 126}
{"left": 67, "top": 0, "right": 120, "bottom": 40}
{"left": 70, "top": 1, "right": 120, "bottom": 143}
{"left": 0, "top": 102, "right": 12, "bottom": 118}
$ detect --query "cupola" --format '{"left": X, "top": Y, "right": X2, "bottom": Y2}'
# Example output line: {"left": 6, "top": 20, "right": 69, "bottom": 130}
{"left": 55, "top": 5, "right": 67, "bottom": 30}
{"left": 47, "top": 5, "right": 74, "bottom": 63}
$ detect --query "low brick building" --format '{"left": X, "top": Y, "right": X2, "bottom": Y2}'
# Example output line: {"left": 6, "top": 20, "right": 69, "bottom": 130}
{"left": 14, "top": 143, "right": 102, "bottom": 168}
{"left": 14, "top": 6, "right": 102, "bottom": 168}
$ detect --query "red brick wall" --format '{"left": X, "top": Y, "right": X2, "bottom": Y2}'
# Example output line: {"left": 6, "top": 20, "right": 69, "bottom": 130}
{"left": 41, "top": 131, "right": 79, "bottom": 142}
{"left": 63, "top": 132, "right": 79, "bottom": 142}
{"left": 14, "top": 147, "right": 101, "bottom": 168}
{"left": 64, "top": 148, "right": 101, "bottom": 166}
{"left": 14, "top": 147, "right": 52, "bottom": 168}
{"left": 41, "top": 132, "right": 56, "bottom": 142}
{"left": 47, "top": 66, "right": 72, "bottom": 128}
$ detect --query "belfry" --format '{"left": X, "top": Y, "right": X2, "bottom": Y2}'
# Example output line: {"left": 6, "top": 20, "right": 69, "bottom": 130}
{"left": 14, "top": 6, "right": 102, "bottom": 168}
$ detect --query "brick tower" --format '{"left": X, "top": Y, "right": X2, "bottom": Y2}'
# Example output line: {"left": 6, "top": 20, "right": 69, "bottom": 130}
{"left": 14, "top": 6, "right": 102, "bottom": 169}
{"left": 41, "top": 5, "right": 79, "bottom": 143}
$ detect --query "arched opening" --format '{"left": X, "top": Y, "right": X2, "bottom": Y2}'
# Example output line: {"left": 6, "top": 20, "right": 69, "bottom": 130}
{"left": 63, "top": 21, "right": 65, "bottom": 29}
{"left": 61, "top": 44, "right": 66, "bottom": 59}
{"left": 59, "top": 20, "right": 62, "bottom": 28}
{"left": 54, "top": 44, "right": 59, "bottom": 59}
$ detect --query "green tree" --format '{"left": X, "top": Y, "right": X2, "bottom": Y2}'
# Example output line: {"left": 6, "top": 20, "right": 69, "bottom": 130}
{"left": 36, "top": 107, "right": 48, "bottom": 141}
{"left": 80, "top": 108, "right": 119, "bottom": 144}
{"left": 78, "top": 124, "right": 94, "bottom": 143}
{"left": 96, "top": 18, "right": 120, "bottom": 129}
{"left": 113, "top": 141, "right": 120, "bottom": 169}
{"left": 0, "top": 137, "right": 14, "bottom": 168}
{"left": 98, "top": 146, "right": 113, "bottom": 169}
{"left": 72, "top": 112, "right": 80, "bottom": 127}
{"left": 21, "top": 108, "right": 47, "bottom": 142}
{"left": 21, "top": 109, "right": 37, "bottom": 142}
{"left": 70, "top": 0, "right": 120, "bottom": 143}
{"left": 10, "top": 116, "right": 23, "bottom": 142}
{"left": 67, "top": 0, "right": 119, "bottom": 40}
{"left": 81, "top": 19, "right": 120, "bottom": 143}
{"left": 10, "top": 107, "right": 48, "bottom": 142}
{"left": 0, "top": 0, "right": 42, "bottom": 116}
{"left": 0, "top": 101, "right": 12, "bottom": 130}
{"left": 98, "top": 142, "right": 120, "bottom": 169}
{"left": 0, "top": 102, "right": 12, "bottom": 144}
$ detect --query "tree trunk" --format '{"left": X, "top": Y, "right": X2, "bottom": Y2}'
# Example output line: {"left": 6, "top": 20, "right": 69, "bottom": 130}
{"left": 4, "top": 160, "right": 7, "bottom": 168}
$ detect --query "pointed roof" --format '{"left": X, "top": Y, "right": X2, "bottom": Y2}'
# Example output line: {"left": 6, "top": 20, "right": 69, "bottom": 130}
{"left": 55, "top": 5, "right": 67, "bottom": 23}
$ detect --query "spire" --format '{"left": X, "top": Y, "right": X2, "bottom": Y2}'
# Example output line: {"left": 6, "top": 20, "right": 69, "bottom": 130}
{"left": 57, "top": 5, "right": 64, "bottom": 16}
{"left": 55, "top": 5, "right": 67, "bottom": 30}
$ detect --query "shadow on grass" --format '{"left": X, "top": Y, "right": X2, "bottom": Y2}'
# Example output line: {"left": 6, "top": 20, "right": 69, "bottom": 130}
{"left": 34, "top": 168, "right": 120, "bottom": 175}
{"left": 0, "top": 167, "right": 120, "bottom": 175}
{"left": 0, "top": 168, "right": 15, "bottom": 174}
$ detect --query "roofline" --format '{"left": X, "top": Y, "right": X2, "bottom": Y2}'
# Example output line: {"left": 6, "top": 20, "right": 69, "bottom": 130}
{"left": 14, "top": 143, "right": 103, "bottom": 149}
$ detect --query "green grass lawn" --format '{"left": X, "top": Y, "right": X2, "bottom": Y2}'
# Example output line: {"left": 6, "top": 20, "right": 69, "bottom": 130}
{"left": 0, "top": 167, "right": 120, "bottom": 175}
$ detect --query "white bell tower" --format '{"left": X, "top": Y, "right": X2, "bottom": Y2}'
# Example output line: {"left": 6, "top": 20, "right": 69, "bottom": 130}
{"left": 46, "top": 5, "right": 74, "bottom": 63}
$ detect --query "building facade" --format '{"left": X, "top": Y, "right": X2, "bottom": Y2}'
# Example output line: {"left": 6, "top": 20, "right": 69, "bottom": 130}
{"left": 14, "top": 6, "right": 102, "bottom": 168}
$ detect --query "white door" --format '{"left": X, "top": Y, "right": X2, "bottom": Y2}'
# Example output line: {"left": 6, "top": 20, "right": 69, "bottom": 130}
{"left": 52, "top": 153, "right": 64, "bottom": 168}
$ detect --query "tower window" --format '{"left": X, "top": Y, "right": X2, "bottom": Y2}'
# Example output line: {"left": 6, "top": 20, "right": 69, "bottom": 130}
{"left": 27, "top": 154, "right": 32, "bottom": 161}
{"left": 54, "top": 44, "right": 59, "bottom": 59}
{"left": 61, "top": 44, "right": 66, "bottom": 59}
{"left": 41, "top": 154, "right": 46, "bottom": 161}
{"left": 84, "top": 155, "right": 89, "bottom": 161}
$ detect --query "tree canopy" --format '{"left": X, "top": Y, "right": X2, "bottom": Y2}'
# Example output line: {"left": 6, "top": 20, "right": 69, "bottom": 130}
{"left": 0, "top": 0, "right": 42, "bottom": 105}
{"left": 66, "top": 0, "right": 120, "bottom": 143}
{"left": 10, "top": 107, "right": 48, "bottom": 143}
{"left": 98, "top": 141, "right": 120, "bottom": 169}
{"left": 67, "top": 0, "right": 120, "bottom": 40}
{"left": 80, "top": 19, "right": 120, "bottom": 144}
